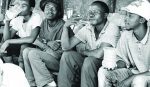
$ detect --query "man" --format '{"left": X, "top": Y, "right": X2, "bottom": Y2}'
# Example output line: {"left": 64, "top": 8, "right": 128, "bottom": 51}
{"left": 58, "top": 1, "right": 120, "bottom": 87}
{"left": 98, "top": 0, "right": 150, "bottom": 87}
{"left": 1, "top": 0, "right": 42, "bottom": 68}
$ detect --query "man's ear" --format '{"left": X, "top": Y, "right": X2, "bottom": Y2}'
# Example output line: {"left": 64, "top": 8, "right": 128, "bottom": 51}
{"left": 139, "top": 17, "right": 146, "bottom": 24}
{"left": 30, "top": 7, "right": 34, "bottom": 11}
{"left": 104, "top": 13, "right": 108, "bottom": 19}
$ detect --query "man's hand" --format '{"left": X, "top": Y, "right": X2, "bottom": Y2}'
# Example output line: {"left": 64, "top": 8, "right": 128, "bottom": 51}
{"left": 47, "top": 41, "right": 61, "bottom": 51}
{"left": 64, "top": 17, "right": 81, "bottom": 28}
{"left": 73, "top": 20, "right": 88, "bottom": 33}
{"left": 0, "top": 40, "right": 10, "bottom": 53}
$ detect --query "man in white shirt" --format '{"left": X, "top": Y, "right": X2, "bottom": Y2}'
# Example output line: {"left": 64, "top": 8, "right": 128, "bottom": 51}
{"left": 1, "top": 0, "right": 42, "bottom": 68}
{"left": 98, "top": 0, "right": 150, "bottom": 87}
{"left": 58, "top": 1, "right": 120, "bottom": 87}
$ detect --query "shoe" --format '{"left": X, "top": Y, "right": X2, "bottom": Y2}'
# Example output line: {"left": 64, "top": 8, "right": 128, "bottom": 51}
{"left": 44, "top": 81, "right": 56, "bottom": 87}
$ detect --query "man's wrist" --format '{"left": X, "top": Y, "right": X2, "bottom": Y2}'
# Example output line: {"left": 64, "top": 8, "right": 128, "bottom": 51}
{"left": 42, "top": 44, "right": 48, "bottom": 51}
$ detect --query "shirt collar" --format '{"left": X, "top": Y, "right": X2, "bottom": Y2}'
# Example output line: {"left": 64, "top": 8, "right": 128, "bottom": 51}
{"left": 86, "top": 21, "right": 109, "bottom": 34}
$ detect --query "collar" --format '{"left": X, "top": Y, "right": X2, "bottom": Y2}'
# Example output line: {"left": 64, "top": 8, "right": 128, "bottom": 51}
{"left": 86, "top": 21, "right": 109, "bottom": 35}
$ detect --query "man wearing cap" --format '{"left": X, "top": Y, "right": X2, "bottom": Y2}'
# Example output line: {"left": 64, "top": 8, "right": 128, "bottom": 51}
{"left": 98, "top": 0, "right": 150, "bottom": 87}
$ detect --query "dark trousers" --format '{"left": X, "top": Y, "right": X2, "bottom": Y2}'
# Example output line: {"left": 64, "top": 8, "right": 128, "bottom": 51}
{"left": 58, "top": 51, "right": 102, "bottom": 87}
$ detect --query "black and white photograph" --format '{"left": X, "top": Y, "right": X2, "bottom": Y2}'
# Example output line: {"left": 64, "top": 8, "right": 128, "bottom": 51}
{"left": 0, "top": 0, "right": 150, "bottom": 87}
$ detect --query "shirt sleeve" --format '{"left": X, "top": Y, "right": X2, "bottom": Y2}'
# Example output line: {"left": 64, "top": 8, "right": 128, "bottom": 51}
{"left": 101, "top": 22, "right": 121, "bottom": 47}
{"left": 74, "top": 26, "right": 88, "bottom": 43}
{"left": 116, "top": 31, "right": 131, "bottom": 68}
{"left": 31, "top": 13, "right": 43, "bottom": 29}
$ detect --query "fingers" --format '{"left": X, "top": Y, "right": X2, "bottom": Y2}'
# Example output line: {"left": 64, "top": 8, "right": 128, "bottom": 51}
{"left": 55, "top": 40, "right": 61, "bottom": 42}
{"left": 103, "top": 67, "right": 115, "bottom": 71}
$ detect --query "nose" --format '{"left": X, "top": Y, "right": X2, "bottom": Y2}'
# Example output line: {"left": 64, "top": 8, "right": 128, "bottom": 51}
{"left": 89, "top": 13, "right": 95, "bottom": 18}
{"left": 124, "top": 15, "right": 129, "bottom": 24}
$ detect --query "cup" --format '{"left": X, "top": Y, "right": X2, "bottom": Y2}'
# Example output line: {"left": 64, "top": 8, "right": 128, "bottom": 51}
{"left": 102, "top": 47, "right": 117, "bottom": 69}
{"left": 5, "top": 4, "right": 22, "bottom": 20}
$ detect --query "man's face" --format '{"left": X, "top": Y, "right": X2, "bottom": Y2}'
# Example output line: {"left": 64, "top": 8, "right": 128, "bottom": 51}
{"left": 87, "top": 5, "right": 106, "bottom": 26}
{"left": 44, "top": 2, "right": 58, "bottom": 20}
{"left": 124, "top": 12, "right": 141, "bottom": 30}
{"left": 17, "top": 0, "right": 31, "bottom": 16}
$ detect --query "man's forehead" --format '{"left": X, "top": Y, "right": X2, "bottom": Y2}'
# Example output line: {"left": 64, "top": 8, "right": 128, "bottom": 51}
{"left": 88, "top": 5, "right": 102, "bottom": 11}
{"left": 15, "top": 0, "right": 29, "bottom": 5}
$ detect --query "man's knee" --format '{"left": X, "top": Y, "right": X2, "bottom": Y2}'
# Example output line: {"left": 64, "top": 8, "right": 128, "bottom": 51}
{"left": 22, "top": 48, "right": 31, "bottom": 59}
{"left": 132, "top": 75, "right": 148, "bottom": 87}
{"left": 61, "top": 51, "right": 77, "bottom": 63}
{"left": 98, "top": 67, "right": 110, "bottom": 79}
{"left": 98, "top": 67, "right": 113, "bottom": 87}
{"left": 28, "top": 50, "right": 40, "bottom": 61}
{"left": 82, "top": 57, "right": 97, "bottom": 71}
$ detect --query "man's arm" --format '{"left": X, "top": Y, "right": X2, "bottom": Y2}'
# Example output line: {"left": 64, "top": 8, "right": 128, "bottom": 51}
{"left": 61, "top": 26, "right": 81, "bottom": 50}
{"left": 82, "top": 42, "right": 112, "bottom": 58}
{"left": 61, "top": 17, "right": 82, "bottom": 51}
{"left": 3, "top": 21, "right": 17, "bottom": 41}
{"left": 6, "top": 26, "right": 40, "bottom": 44}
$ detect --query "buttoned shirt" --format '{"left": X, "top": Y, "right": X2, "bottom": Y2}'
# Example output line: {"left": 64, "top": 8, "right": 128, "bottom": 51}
{"left": 116, "top": 28, "right": 150, "bottom": 73}
{"left": 75, "top": 22, "right": 121, "bottom": 50}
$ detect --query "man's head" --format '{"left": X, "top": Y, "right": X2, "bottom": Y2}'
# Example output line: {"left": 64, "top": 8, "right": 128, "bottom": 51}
{"left": 16, "top": 0, "right": 35, "bottom": 16}
{"left": 124, "top": 12, "right": 147, "bottom": 30}
{"left": 121, "top": 0, "right": 150, "bottom": 29}
{"left": 40, "top": 0, "right": 64, "bottom": 20}
{"left": 88, "top": 1, "right": 109, "bottom": 26}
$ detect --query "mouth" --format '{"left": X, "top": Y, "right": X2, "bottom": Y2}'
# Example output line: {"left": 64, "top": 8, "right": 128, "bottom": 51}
{"left": 89, "top": 18, "right": 95, "bottom": 21}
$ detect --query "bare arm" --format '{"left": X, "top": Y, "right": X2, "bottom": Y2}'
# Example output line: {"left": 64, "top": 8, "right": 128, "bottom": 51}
{"left": 6, "top": 26, "right": 40, "bottom": 44}
{"left": 3, "top": 21, "right": 17, "bottom": 41}
{"left": 61, "top": 17, "right": 82, "bottom": 50}
{"left": 61, "top": 26, "right": 81, "bottom": 50}
{"left": 82, "top": 42, "right": 112, "bottom": 58}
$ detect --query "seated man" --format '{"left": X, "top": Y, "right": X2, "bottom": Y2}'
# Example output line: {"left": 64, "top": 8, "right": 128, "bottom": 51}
{"left": 58, "top": 1, "right": 120, "bottom": 87}
{"left": 22, "top": 0, "right": 65, "bottom": 87}
{"left": 98, "top": 0, "right": 150, "bottom": 87}
{"left": 1, "top": 0, "right": 42, "bottom": 68}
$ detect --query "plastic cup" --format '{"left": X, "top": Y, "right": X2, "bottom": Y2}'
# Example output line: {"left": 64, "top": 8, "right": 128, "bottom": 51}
{"left": 102, "top": 47, "right": 117, "bottom": 69}
{"left": 6, "top": 4, "right": 22, "bottom": 20}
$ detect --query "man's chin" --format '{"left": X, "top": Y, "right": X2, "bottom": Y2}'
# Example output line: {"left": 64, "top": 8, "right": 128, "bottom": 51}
{"left": 89, "top": 22, "right": 96, "bottom": 25}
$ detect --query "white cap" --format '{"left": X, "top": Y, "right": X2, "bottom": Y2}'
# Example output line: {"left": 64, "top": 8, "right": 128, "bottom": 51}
{"left": 121, "top": 0, "right": 150, "bottom": 21}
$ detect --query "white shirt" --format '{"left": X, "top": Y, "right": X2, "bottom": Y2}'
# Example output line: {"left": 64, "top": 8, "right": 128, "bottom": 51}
{"left": 75, "top": 22, "right": 121, "bottom": 50}
{"left": 0, "top": 63, "right": 30, "bottom": 87}
{"left": 116, "top": 28, "right": 150, "bottom": 73}
{"left": 10, "top": 13, "right": 43, "bottom": 38}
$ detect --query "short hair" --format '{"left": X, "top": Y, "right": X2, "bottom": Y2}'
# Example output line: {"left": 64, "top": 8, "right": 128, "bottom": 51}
{"left": 29, "top": 0, "right": 35, "bottom": 7}
{"left": 20, "top": 0, "right": 35, "bottom": 7}
{"left": 22, "top": 0, "right": 35, "bottom": 8}
{"left": 91, "top": 1, "right": 109, "bottom": 13}
{"left": 40, "top": 0, "right": 64, "bottom": 19}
